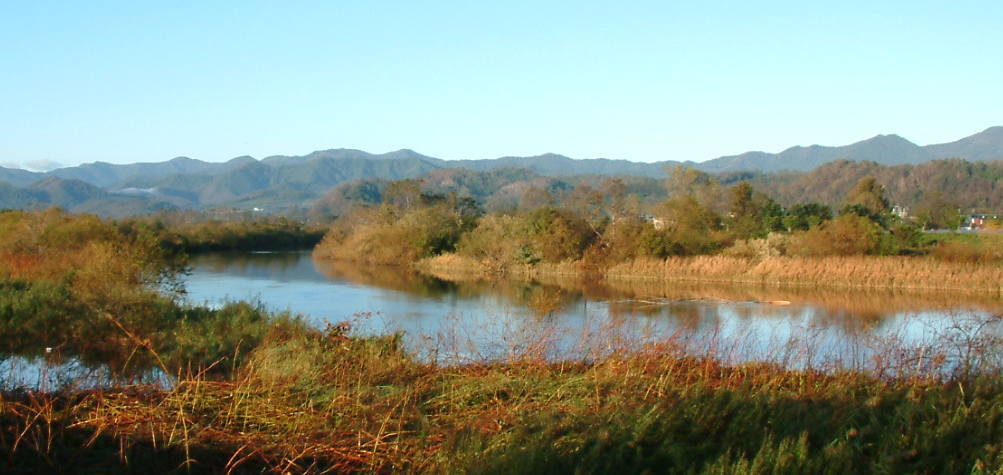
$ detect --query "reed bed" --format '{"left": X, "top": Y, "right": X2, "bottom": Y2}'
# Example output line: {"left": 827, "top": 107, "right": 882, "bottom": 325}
{"left": 608, "top": 255, "right": 1003, "bottom": 292}
{"left": 4, "top": 310, "right": 1003, "bottom": 473}
{"left": 420, "top": 253, "right": 1003, "bottom": 294}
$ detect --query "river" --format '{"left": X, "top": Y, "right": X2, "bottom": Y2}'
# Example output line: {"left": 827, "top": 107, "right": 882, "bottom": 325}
{"left": 184, "top": 251, "right": 1003, "bottom": 374}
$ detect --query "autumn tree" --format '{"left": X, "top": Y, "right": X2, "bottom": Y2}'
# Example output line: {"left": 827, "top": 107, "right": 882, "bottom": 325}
{"left": 519, "top": 186, "right": 554, "bottom": 211}
{"left": 843, "top": 176, "right": 890, "bottom": 218}
{"left": 383, "top": 179, "right": 423, "bottom": 210}
{"left": 654, "top": 195, "right": 723, "bottom": 255}
{"left": 788, "top": 213, "right": 883, "bottom": 256}
{"left": 726, "top": 182, "right": 784, "bottom": 239}
{"left": 913, "top": 191, "right": 962, "bottom": 230}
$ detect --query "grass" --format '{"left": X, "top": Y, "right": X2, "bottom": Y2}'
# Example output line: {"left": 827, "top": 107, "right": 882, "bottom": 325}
{"left": 3, "top": 323, "right": 1003, "bottom": 473}
{"left": 420, "top": 252, "right": 1003, "bottom": 294}
{"left": 3, "top": 209, "right": 1003, "bottom": 472}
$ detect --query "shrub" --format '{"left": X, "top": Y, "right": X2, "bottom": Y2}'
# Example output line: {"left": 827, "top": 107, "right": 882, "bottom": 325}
{"left": 316, "top": 204, "right": 471, "bottom": 265}
{"left": 721, "top": 232, "right": 789, "bottom": 258}
{"left": 457, "top": 215, "right": 524, "bottom": 269}
{"left": 522, "top": 208, "right": 594, "bottom": 263}
{"left": 654, "top": 196, "right": 725, "bottom": 255}
{"left": 931, "top": 234, "right": 1003, "bottom": 263}
{"left": 788, "top": 214, "right": 883, "bottom": 256}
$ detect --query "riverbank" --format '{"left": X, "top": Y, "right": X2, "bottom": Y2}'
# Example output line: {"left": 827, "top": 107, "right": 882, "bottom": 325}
{"left": 4, "top": 209, "right": 1003, "bottom": 472}
{"left": 418, "top": 253, "right": 1003, "bottom": 294}
{"left": 5, "top": 327, "right": 1003, "bottom": 473}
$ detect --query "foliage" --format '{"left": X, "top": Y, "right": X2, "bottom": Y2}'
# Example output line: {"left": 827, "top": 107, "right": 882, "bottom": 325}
{"left": 913, "top": 191, "right": 963, "bottom": 230}
{"left": 322, "top": 173, "right": 1003, "bottom": 269}
{"left": 654, "top": 195, "right": 724, "bottom": 255}
{"left": 315, "top": 186, "right": 477, "bottom": 265}
{"left": 727, "top": 182, "right": 785, "bottom": 239}
{"left": 5, "top": 330, "right": 1003, "bottom": 473}
{"left": 3, "top": 204, "right": 1003, "bottom": 472}
{"left": 783, "top": 202, "right": 832, "bottom": 231}
{"left": 930, "top": 233, "right": 1003, "bottom": 263}
{"left": 0, "top": 209, "right": 308, "bottom": 379}
{"left": 788, "top": 214, "right": 884, "bottom": 256}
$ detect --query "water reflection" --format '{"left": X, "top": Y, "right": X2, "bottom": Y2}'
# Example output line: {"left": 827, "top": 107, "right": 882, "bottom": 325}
{"left": 12, "top": 250, "right": 997, "bottom": 390}
{"left": 180, "top": 251, "right": 1003, "bottom": 377}
{"left": 0, "top": 355, "right": 168, "bottom": 392}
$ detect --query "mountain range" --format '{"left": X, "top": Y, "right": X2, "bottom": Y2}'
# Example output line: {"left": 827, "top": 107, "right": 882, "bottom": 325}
{"left": 1, "top": 126, "right": 1000, "bottom": 217}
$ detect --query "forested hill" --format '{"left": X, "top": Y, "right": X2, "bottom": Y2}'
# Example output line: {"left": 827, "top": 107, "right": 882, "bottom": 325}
{"left": 2, "top": 126, "right": 1001, "bottom": 185}
{"left": 2, "top": 158, "right": 1001, "bottom": 218}
{"left": 305, "top": 159, "right": 1003, "bottom": 222}
{"left": 749, "top": 159, "right": 1003, "bottom": 210}
{"left": 1, "top": 127, "right": 1001, "bottom": 216}
{"left": 699, "top": 127, "right": 1003, "bottom": 173}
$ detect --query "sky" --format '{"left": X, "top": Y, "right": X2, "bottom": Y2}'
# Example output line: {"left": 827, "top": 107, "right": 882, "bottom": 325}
{"left": 1, "top": 1, "right": 1001, "bottom": 169}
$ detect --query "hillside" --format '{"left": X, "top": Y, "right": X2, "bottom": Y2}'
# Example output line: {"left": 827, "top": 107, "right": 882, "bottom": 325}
{"left": 0, "top": 177, "right": 175, "bottom": 218}
{"left": 701, "top": 127, "right": 1003, "bottom": 173}
{"left": 1, "top": 126, "right": 1001, "bottom": 215}
{"left": 750, "top": 159, "right": 1003, "bottom": 210}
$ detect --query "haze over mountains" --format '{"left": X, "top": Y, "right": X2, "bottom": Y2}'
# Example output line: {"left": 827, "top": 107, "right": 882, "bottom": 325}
{"left": 1, "top": 127, "right": 1001, "bottom": 217}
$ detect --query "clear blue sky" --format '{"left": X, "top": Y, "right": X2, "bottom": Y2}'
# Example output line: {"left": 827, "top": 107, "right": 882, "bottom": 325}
{"left": 1, "top": 1, "right": 1001, "bottom": 169}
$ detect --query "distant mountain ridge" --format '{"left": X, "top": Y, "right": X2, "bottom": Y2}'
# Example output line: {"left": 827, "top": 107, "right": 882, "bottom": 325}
{"left": 698, "top": 127, "right": 1003, "bottom": 172}
{"left": 1, "top": 126, "right": 1001, "bottom": 215}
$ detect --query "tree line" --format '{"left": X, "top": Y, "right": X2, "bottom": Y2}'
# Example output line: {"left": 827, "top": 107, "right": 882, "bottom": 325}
{"left": 315, "top": 167, "right": 1003, "bottom": 270}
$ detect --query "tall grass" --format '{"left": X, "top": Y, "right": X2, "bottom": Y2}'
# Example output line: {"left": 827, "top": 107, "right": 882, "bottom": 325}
{"left": 4, "top": 209, "right": 1003, "bottom": 472}
{"left": 607, "top": 255, "right": 1003, "bottom": 292}
{"left": 4, "top": 319, "right": 1003, "bottom": 473}
{"left": 420, "top": 252, "right": 1003, "bottom": 293}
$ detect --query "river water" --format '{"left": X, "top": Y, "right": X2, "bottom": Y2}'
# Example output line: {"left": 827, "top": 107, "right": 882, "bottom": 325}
{"left": 6, "top": 250, "right": 1000, "bottom": 390}
{"left": 184, "top": 251, "right": 1003, "bottom": 375}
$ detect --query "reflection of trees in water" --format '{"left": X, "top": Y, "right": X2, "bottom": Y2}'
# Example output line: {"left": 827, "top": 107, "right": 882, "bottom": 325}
{"left": 317, "top": 257, "right": 585, "bottom": 315}
{"left": 527, "top": 277, "right": 1003, "bottom": 331}
{"left": 316, "top": 253, "right": 1002, "bottom": 339}
{"left": 202, "top": 254, "right": 1003, "bottom": 374}
{"left": 0, "top": 293, "right": 281, "bottom": 389}
{"left": 192, "top": 251, "right": 309, "bottom": 275}
{"left": 315, "top": 257, "right": 459, "bottom": 299}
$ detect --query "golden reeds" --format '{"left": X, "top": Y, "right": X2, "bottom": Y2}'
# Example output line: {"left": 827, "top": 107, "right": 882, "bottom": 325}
{"left": 419, "top": 253, "right": 1003, "bottom": 294}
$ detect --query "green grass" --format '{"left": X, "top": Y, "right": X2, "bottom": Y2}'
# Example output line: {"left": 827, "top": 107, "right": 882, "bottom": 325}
{"left": 4, "top": 325, "right": 1003, "bottom": 473}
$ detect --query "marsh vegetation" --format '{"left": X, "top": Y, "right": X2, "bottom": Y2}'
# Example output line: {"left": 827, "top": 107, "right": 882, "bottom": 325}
{"left": 317, "top": 170, "right": 1003, "bottom": 293}
{"left": 1, "top": 206, "right": 1002, "bottom": 472}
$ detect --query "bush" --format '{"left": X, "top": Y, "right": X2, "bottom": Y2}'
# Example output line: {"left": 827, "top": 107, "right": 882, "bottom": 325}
{"left": 654, "top": 196, "right": 725, "bottom": 255}
{"left": 721, "top": 233, "right": 789, "bottom": 258}
{"left": 316, "top": 204, "right": 471, "bottom": 265}
{"left": 457, "top": 215, "right": 524, "bottom": 269}
{"left": 930, "top": 234, "right": 1003, "bottom": 263}
{"left": 788, "top": 214, "right": 883, "bottom": 256}
{"left": 522, "top": 208, "right": 594, "bottom": 263}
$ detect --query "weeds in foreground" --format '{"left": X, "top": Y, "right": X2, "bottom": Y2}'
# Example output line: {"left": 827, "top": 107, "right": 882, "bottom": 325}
{"left": 3, "top": 313, "right": 1003, "bottom": 473}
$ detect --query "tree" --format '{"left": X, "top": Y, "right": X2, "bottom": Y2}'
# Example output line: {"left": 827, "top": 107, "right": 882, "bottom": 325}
{"left": 788, "top": 213, "right": 883, "bottom": 256}
{"left": 600, "top": 178, "right": 630, "bottom": 222}
{"left": 664, "top": 165, "right": 712, "bottom": 197}
{"left": 521, "top": 208, "right": 594, "bottom": 262}
{"left": 784, "top": 203, "right": 832, "bottom": 231}
{"left": 726, "top": 182, "right": 785, "bottom": 239}
{"left": 654, "top": 195, "right": 723, "bottom": 255}
{"left": 913, "top": 191, "right": 962, "bottom": 230}
{"left": 519, "top": 186, "right": 554, "bottom": 211}
{"left": 564, "top": 184, "right": 606, "bottom": 239}
{"left": 843, "top": 177, "right": 890, "bottom": 218}
{"left": 383, "top": 179, "right": 423, "bottom": 210}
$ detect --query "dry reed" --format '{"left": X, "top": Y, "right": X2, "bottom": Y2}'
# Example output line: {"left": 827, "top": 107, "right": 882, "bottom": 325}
{"left": 419, "top": 253, "right": 1003, "bottom": 294}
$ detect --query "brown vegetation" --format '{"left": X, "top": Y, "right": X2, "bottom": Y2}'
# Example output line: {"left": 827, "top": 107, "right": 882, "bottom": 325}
{"left": 420, "top": 252, "right": 1003, "bottom": 293}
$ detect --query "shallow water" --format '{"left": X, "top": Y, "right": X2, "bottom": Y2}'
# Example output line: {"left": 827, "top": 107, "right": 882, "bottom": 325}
{"left": 184, "top": 251, "right": 1003, "bottom": 374}
{"left": 5, "top": 251, "right": 1001, "bottom": 390}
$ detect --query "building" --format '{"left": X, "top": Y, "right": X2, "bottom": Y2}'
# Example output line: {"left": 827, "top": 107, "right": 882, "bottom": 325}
{"left": 962, "top": 213, "right": 1000, "bottom": 231}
